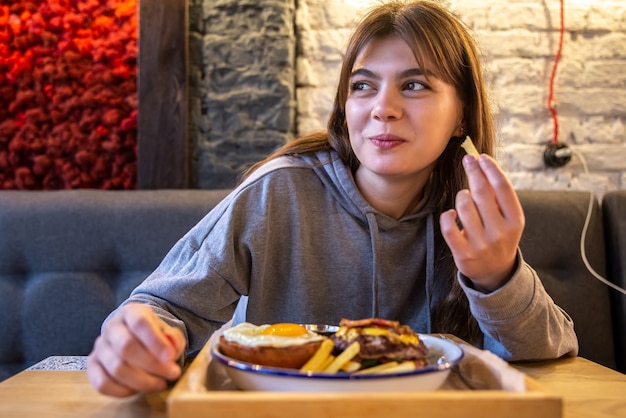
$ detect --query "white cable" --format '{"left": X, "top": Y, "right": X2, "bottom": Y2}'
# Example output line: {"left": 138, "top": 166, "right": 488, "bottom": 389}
{"left": 573, "top": 149, "right": 626, "bottom": 296}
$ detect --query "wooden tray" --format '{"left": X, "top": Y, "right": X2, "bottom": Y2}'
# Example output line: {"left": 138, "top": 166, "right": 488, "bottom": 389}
{"left": 167, "top": 336, "right": 562, "bottom": 418}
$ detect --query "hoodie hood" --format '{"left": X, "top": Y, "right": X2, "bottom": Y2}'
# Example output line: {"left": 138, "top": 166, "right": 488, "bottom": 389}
{"left": 302, "top": 149, "right": 437, "bottom": 226}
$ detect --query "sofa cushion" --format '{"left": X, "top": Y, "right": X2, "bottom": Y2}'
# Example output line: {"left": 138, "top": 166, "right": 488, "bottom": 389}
{"left": 602, "top": 190, "right": 626, "bottom": 373}
{"left": 517, "top": 190, "right": 616, "bottom": 370}
{"left": 0, "top": 189, "right": 230, "bottom": 382}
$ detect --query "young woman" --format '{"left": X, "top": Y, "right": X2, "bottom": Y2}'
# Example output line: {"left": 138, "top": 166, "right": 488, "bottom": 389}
{"left": 87, "top": 1, "right": 578, "bottom": 397}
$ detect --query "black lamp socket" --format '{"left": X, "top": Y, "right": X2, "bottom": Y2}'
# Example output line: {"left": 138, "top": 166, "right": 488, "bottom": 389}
{"left": 544, "top": 142, "right": 572, "bottom": 168}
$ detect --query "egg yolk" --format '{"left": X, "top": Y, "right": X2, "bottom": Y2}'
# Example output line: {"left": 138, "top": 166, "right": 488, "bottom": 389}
{"left": 261, "top": 323, "right": 308, "bottom": 337}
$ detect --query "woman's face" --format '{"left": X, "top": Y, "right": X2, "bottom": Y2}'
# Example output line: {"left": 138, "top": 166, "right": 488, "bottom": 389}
{"left": 345, "top": 36, "right": 463, "bottom": 185}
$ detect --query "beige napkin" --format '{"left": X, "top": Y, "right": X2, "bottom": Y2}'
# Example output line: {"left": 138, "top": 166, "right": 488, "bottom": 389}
{"left": 440, "top": 343, "right": 526, "bottom": 392}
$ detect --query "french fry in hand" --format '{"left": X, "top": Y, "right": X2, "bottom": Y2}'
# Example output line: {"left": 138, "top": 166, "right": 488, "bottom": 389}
{"left": 461, "top": 135, "right": 479, "bottom": 158}
{"left": 300, "top": 339, "right": 334, "bottom": 372}
{"left": 323, "top": 341, "right": 360, "bottom": 373}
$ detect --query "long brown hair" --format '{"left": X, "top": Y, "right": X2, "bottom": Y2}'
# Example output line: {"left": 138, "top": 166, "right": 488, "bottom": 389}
{"left": 245, "top": 1, "right": 494, "bottom": 344}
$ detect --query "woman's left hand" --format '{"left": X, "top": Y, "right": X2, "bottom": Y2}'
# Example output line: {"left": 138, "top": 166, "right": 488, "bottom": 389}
{"left": 440, "top": 154, "right": 525, "bottom": 292}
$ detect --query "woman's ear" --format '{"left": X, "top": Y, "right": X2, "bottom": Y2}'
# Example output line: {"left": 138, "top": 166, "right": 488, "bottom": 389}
{"left": 453, "top": 122, "right": 465, "bottom": 138}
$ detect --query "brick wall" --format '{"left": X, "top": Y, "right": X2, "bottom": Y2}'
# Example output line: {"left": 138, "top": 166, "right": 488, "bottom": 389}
{"left": 297, "top": 0, "right": 626, "bottom": 195}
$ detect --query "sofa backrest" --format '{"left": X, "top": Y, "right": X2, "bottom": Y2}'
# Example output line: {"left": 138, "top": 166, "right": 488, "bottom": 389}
{"left": 517, "top": 190, "right": 616, "bottom": 370}
{"left": 602, "top": 190, "right": 626, "bottom": 373}
{"left": 0, "top": 189, "right": 231, "bottom": 381}
{"left": 0, "top": 188, "right": 621, "bottom": 381}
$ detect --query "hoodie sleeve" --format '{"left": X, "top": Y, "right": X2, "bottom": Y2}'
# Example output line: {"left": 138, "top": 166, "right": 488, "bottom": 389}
{"left": 458, "top": 250, "right": 579, "bottom": 361}
{"left": 102, "top": 156, "right": 318, "bottom": 358}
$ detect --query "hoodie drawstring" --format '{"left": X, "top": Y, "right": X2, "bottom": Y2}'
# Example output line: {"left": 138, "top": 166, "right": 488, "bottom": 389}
{"left": 366, "top": 212, "right": 380, "bottom": 317}
{"left": 424, "top": 212, "right": 435, "bottom": 333}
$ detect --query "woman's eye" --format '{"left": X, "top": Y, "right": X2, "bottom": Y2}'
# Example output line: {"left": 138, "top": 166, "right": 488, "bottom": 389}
{"left": 406, "top": 81, "right": 426, "bottom": 91}
{"left": 350, "top": 81, "right": 370, "bottom": 92}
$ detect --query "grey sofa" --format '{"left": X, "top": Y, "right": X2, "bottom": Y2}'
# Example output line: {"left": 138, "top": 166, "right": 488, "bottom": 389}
{"left": 0, "top": 189, "right": 624, "bottom": 382}
{"left": 0, "top": 189, "right": 231, "bottom": 382}
{"left": 516, "top": 190, "right": 618, "bottom": 371}
{"left": 602, "top": 190, "right": 626, "bottom": 373}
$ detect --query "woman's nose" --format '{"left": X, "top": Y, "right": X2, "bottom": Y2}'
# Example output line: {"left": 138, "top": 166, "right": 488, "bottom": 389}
{"left": 371, "top": 88, "right": 402, "bottom": 121}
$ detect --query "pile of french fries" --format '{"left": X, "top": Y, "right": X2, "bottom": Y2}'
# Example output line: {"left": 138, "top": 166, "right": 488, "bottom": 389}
{"left": 299, "top": 339, "right": 418, "bottom": 375}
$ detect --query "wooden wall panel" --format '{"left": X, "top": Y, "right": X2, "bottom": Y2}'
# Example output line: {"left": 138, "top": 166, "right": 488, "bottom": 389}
{"left": 137, "top": 0, "right": 189, "bottom": 189}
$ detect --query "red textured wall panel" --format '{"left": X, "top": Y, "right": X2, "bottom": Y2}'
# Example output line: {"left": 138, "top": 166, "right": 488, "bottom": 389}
{"left": 0, "top": 0, "right": 137, "bottom": 189}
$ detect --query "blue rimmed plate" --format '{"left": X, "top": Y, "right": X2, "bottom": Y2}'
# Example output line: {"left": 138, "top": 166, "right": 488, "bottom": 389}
{"left": 210, "top": 330, "right": 463, "bottom": 392}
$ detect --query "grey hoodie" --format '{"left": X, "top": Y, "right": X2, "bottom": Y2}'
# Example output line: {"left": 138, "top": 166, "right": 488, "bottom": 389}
{"left": 115, "top": 149, "right": 578, "bottom": 361}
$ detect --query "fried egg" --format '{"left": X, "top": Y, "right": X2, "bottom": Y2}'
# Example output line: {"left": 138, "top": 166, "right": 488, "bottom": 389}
{"left": 223, "top": 322, "right": 324, "bottom": 347}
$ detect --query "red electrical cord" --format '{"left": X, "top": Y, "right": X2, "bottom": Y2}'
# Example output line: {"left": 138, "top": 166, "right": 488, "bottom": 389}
{"left": 547, "top": 0, "right": 565, "bottom": 145}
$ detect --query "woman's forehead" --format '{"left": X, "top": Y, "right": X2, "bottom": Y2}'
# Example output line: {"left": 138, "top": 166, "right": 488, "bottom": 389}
{"left": 351, "top": 36, "right": 436, "bottom": 75}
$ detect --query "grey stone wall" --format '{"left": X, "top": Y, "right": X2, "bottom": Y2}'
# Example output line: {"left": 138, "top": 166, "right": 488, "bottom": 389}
{"left": 190, "top": 0, "right": 295, "bottom": 188}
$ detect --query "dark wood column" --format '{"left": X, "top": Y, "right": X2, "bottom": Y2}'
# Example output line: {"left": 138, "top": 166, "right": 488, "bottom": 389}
{"left": 137, "top": 0, "right": 189, "bottom": 189}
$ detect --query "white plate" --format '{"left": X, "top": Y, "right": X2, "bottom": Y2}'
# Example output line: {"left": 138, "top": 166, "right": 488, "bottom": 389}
{"left": 210, "top": 330, "right": 464, "bottom": 392}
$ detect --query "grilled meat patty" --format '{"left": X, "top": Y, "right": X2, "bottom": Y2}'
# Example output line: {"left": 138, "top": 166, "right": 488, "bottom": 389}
{"left": 330, "top": 318, "right": 429, "bottom": 360}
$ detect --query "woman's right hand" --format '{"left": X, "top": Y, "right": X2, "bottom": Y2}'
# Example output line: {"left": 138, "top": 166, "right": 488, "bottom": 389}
{"left": 86, "top": 303, "right": 186, "bottom": 397}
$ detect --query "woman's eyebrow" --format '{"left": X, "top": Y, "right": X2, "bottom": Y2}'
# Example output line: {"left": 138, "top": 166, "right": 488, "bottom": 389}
{"left": 350, "top": 67, "right": 432, "bottom": 79}
{"left": 400, "top": 68, "right": 433, "bottom": 78}
{"left": 350, "top": 68, "right": 379, "bottom": 80}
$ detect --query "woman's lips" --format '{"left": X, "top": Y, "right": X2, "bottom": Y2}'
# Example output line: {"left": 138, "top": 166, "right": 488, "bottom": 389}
{"left": 369, "top": 134, "right": 406, "bottom": 149}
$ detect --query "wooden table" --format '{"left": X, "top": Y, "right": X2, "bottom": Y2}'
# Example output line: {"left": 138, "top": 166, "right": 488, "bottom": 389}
{"left": 514, "top": 357, "right": 626, "bottom": 418}
{"left": 0, "top": 356, "right": 624, "bottom": 418}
